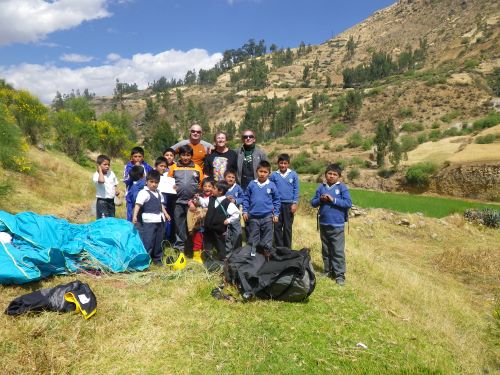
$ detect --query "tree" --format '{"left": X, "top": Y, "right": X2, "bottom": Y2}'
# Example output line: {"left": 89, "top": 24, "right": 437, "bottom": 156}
{"left": 346, "top": 35, "right": 356, "bottom": 59}
{"left": 9, "top": 90, "right": 49, "bottom": 145}
{"left": 344, "top": 90, "right": 363, "bottom": 121}
{"left": 64, "top": 96, "right": 96, "bottom": 122}
{"left": 144, "top": 119, "right": 177, "bottom": 157}
{"left": 184, "top": 70, "right": 197, "bottom": 85}
{"left": 374, "top": 117, "right": 398, "bottom": 167}
{"left": 0, "top": 103, "right": 25, "bottom": 171}
{"left": 52, "top": 91, "right": 64, "bottom": 111}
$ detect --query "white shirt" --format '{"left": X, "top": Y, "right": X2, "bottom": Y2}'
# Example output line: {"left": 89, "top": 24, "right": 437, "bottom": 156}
{"left": 201, "top": 196, "right": 240, "bottom": 225}
{"left": 93, "top": 171, "right": 118, "bottom": 199}
{"left": 135, "top": 187, "right": 165, "bottom": 223}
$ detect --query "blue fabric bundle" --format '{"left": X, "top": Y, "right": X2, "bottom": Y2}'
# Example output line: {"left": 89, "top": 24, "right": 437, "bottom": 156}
{"left": 0, "top": 211, "right": 150, "bottom": 284}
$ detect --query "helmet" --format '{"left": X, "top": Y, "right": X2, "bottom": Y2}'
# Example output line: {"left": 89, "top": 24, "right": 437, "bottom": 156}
{"left": 164, "top": 248, "right": 186, "bottom": 271}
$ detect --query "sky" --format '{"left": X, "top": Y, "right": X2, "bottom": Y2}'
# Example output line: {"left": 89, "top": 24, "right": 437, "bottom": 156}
{"left": 0, "top": 0, "right": 395, "bottom": 103}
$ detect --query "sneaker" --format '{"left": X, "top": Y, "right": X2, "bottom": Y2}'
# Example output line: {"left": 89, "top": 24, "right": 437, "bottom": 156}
{"left": 335, "top": 277, "right": 345, "bottom": 286}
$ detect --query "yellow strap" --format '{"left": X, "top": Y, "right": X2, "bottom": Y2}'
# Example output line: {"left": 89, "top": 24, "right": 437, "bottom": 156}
{"left": 64, "top": 292, "right": 96, "bottom": 320}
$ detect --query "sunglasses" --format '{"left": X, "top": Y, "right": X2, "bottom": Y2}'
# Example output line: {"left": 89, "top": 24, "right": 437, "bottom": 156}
{"left": 242, "top": 135, "right": 255, "bottom": 139}
{"left": 190, "top": 130, "right": 202, "bottom": 134}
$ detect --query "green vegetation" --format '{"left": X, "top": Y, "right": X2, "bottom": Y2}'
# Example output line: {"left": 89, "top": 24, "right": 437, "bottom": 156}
{"left": 346, "top": 131, "right": 363, "bottom": 148}
{"left": 374, "top": 118, "right": 405, "bottom": 168}
{"left": 397, "top": 107, "right": 413, "bottom": 118}
{"left": 464, "top": 208, "right": 500, "bottom": 228}
{"left": 405, "top": 162, "right": 438, "bottom": 188}
{"left": 475, "top": 134, "right": 497, "bottom": 144}
{"left": 230, "top": 58, "right": 269, "bottom": 90}
{"left": 400, "top": 122, "right": 424, "bottom": 132}
{"left": 347, "top": 168, "right": 360, "bottom": 180}
{"left": 0, "top": 103, "right": 26, "bottom": 171}
{"left": 329, "top": 122, "right": 348, "bottom": 137}
{"left": 400, "top": 134, "right": 419, "bottom": 152}
{"left": 486, "top": 67, "right": 500, "bottom": 96}
{"left": 300, "top": 182, "right": 499, "bottom": 218}
{"left": 472, "top": 112, "right": 500, "bottom": 131}
{"left": 292, "top": 153, "right": 325, "bottom": 174}
{"left": 440, "top": 110, "right": 461, "bottom": 124}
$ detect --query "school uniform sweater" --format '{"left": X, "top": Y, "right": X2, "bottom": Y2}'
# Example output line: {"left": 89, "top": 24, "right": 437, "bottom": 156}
{"left": 225, "top": 183, "right": 244, "bottom": 206}
{"left": 242, "top": 179, "right": 281, "bottom": 218}
{"left": 123, "top": 161, "right": 153, "bottom": 189}
{"left": 310, "top": 182, "right": 352, "bottom": 227}
{"left": 269, "top": 169, "right": 300, "bottom": 204}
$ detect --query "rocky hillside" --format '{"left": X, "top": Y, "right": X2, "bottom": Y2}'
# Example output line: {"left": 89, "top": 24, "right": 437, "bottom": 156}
{"left": 92, "top": 0, "right": 500, "bottom": 200}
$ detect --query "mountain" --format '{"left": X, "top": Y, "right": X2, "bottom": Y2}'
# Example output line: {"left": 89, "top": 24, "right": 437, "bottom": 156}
{"left": 92, "top": 0, "right": 500, "bottom": 201}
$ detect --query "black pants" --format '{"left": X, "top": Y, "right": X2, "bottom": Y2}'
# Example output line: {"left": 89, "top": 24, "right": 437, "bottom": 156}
{"left": 96, "top": 198, "right": 115, "bottom": 219}
{"left": 273, "top": 202, "right": 294, "bottom": 248}
{"left": 174, "top": 203, "right": 188, "bottom": 251}
{"left": 137, "top": 222, "right": 164, "bottom": 264}
{"left": 203, "top": 230, "right": 227, "bottom": 261}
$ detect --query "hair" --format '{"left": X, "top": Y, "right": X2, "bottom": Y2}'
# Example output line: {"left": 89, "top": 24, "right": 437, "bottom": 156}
{"left": 178, "top": 144, "right": 193, "bottom": 156}
{"left": 214, "top": 131, "right": 227, "bottom": 141}
{"left": 277, "top": 153, "right": 290, "bottom": 163}
{"left": 325, "top": 163, "right": 342, "bottom": 176}
{"left": 224, "top": 168, "right": 237, "bottom": 178}
{"left": 146, "top": 170, "right": 161, "bottom": 183}
{"left": 129, "top": 165, "right": 144, "bottom": 182}
{"left": 257, "top": 160, "right": 271, "bottom": 172}
{"left": 96, "top": 154, "right": 110, "bottom": 165}
{"left": 215, "top": 181, "right": 230, "bottom": 195}
{"left": 202, "top": 177, "right": 215, "bottom": 187}
{"left": 130, "top": 146, "right": 145, "bottom": 156}
{"left": 162, "top": 147, "right": 175, "bottom": 156}
{"left": 155, "top": 156, "right": 168, "bottom": 167}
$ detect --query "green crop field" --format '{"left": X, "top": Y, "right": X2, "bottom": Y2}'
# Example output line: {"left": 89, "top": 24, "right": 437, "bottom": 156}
{"left": 300, "top": 182, "right": 499, "bottom": 218}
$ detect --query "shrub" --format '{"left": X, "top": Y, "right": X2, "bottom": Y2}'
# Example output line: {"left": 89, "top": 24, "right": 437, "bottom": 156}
{"left": 347, "top": 131, "right": 363, "bottom": 148}
{"left": 400, "top": 134, "right": 419, "bottom": 152}
{"left": 0, "top": 103, "right": 26, "bottom": 171}
{"left": 329, "top": 122, "right": 348, "bottom": 137}
{"left": 349, "top": 157, "right": 364, "bottom": 167}
{"left": 401, "top": 122, "right": 424, "bottom": 132}
{"left": 464, "top": 208, "right": 500, "bottom": 228}
{"left": 417, "top": 134, "right": 428, "bottom": 144}
{"left": 405, "top": 162, "right": 438, "bottom": 188}
{"left": 428, "top": 129, "right": 442, "bottom": 141}
{"left": 475, "top": 134, "right": 497, "bottom": 144}
{"left": 398, "top": 107, "right": 413, "bottom": 118}
{"left": 377, "top": 168, "right": 395, "bottom": 178}
{"left": 347, "top": 168, "right": 360, "bottom": 181}
{"left": 362, "top": 138, "right": 373, "bottom": 151}
{"left": 440, "top": 110, "right": 461, "bottom": 123}
{"left": 287, "top": 124, "right": 304, "bottom": 137}
{"left": 431, "top": 122, "right": 440, "bottom": 129}
{"left": 472, "top": 113, "right": 500, "bottom": 130}
{"left": 335, "top": 145, "right": 344, "bottom": 152}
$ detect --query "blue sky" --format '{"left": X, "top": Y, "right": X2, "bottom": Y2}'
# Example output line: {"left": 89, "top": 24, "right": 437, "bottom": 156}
{"left": 0, "top": 0, "right": 395, "bottom": 102}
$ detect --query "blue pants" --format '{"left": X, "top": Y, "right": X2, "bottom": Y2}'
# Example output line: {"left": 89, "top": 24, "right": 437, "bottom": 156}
{"left": 319, "top": 224, "right": 346, "bottom": 279}
{"left": 137, "top": 222, "right": 164, "bottom": 264}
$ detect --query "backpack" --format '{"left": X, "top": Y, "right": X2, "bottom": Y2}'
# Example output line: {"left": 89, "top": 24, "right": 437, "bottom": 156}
{"left": 223, "top": 245, "right": 316, "bottom": 302}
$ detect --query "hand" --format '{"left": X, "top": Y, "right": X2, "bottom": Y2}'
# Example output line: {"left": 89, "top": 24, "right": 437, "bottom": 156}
{"left": 291, "top": 204, "right": 298, "bottom": 214}
{"left": 223, "top": 219, "right": 229, "bottom": 225}
{"left": 243, "top": 213, "right": 249, "bottom": 222}
{"left": 134, "top": 161, "right": 141, "bottom": 166}
{"left": 165, "top": 213, "right": 171, "bottom": 221}
{"left": 227, "top": 196, "right": 236, "bottom": 203}
{"left": 272, "top": 215, "right": 279, "bottom": 223}
{"left": 96, "top": 164, "right": 101, "bottom": 172}
{"left": 132, "top": 216, "right": 137, "bottom": 224}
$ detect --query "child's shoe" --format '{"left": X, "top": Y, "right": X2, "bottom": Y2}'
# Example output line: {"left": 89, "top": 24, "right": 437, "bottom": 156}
{"left": 192, "top": 250, "right": 203, "bottom": 264}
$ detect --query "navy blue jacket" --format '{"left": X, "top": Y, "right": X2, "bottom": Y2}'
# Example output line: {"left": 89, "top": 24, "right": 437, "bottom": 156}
{"left": 310, "top": 182, "right": 352, "bottom": 227}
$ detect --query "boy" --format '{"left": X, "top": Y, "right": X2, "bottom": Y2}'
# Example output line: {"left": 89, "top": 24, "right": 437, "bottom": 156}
{"left": 155, "top": 156, "right": 173, "bottom": 241}
{"left": 132, "top": 170, "right": 171, "bottom": 265}
{"left": 204, "top": 181, "right": 240, "bottom": 260}
{"left": 93, "top": 154, "right": 119, "bottom": 219}
{"left": 310, "top": 163, "right": 352, "bottom": 286}
{"left": 224, "top": 169, "right": 244, "bottom": 251}
{"left": 125, "top": 165, "right": 145, "bottom": 222}
{"left": 270, "top": 154, "right": 299, "bottom": 249}
{"left": 123, "top": 146, "right": 153, "bottom": 191}
{"left": 167, "top": 144, "right": 204, "bottom": 253}
{"left": 242, "top": 160, "right": 280, "bottom": 250}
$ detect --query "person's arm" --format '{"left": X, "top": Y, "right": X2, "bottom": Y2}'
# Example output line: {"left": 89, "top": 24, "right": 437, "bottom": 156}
{"left": 132, "top": 203, "right": 141, "bottom": 224}
{"left": 272, "top": 184, "right": 280, "bottom": 223}
{"left": 311, "top": 186, "right": 322, "bottom": 208}
{"left": 224, "top": 202, "right": 240, "bottom": 225}
{"left": 334, "top": 185, "right": 352, "bottom": 208}
{"left": 242, "top": 186, "right": 250, "bottom": 221}
{"left": 196, "top": 165, "right": 204, "bottom": 189}
{"left": 96, "top": 165, "right": 105, "bottom": 183}
{"left": 162, "top": 205, "right": 171, "bottom": 221}
{"left": 235, "top": 186, "right": 244, "bottom": 206}
{"left": 170, "top": 139, "right": 188, "bottom": 151}
{"left": 291, "top": 172, "right": 299, "bottom": 214}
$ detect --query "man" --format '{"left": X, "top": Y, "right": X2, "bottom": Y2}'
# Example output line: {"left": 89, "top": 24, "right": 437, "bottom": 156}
{"left": 204, "top": 132, "right": 238, "bottom": 181}
{"left": 235, "top": 129, "right": 268, "bottom": 190}
{"left": 171, "top": 123, "right": 213, "bottom": 168}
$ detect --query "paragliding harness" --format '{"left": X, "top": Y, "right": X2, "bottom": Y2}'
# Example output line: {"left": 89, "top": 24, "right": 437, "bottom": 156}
{"left": 213, "top": 245, "right": 316, "bottom": 302}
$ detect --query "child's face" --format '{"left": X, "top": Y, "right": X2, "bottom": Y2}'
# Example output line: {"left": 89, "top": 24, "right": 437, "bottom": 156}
{"left": 146, "top": 179, "right": 159, "bottom": 191}
{"left": 203, "top": 183, "right": 214, "bottom": 196}
{"left": 179, "top": 152, "right": 192, "bottom": 165}
{"left": 99, "top": 160, "right": 110, "bottom": 173}
{"left": 257, "top": 167, "right": 270, "bottom": 183}
{"left": 225, "top": 173, "right": 236, "bottom": 186}
{"left": 278, "top": 160, "right": 289, "bottom": 173}
{"left": 163, "top": 151, "right": 175, "bottom": 165}
{"left": 212, "top": 187, "right": 223, "bottom": 197}
{"left": 156, "top": 162, "right": 167, "bottom": 175}
{"left": 131, "top": 153, "right": 144, "bottom": 165}
{"left": 325, "top": 170, "right": 340, "bottom": 185}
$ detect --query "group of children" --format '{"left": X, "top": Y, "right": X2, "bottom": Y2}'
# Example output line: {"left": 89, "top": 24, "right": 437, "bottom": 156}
{"left": 93, "top": 144, "right": 352, "bottom": 285}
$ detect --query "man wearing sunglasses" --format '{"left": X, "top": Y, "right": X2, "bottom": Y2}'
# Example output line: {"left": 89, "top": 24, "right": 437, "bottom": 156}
{"left": 236, "top": 130, "right": 268, "bottom": 190}
{"left": 171, "top": 124, "right": 213, "bottom": 168}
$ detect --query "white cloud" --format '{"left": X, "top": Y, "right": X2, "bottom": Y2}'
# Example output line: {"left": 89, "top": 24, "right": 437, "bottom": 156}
{"left": 0, "top": 48, "right": 223, "bottom": 103}
{"left": 60, "top": 53, "right": 94, "bottom": 63}
{"left": 0, "top": 0, "right": 111, "bottom": 46}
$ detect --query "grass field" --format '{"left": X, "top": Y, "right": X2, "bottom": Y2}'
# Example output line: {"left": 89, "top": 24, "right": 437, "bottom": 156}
{"left": 301, "top": 182, "right": 499, "bottom": 218}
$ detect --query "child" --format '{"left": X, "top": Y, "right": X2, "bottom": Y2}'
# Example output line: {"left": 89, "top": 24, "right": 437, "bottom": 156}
{"left": 93, "top": 154, "right": 119, "bottom": 219}
{"left": 167, "top": 144, "right": 204, "bottom": 253}
{"left": 123, "top": 146, "right": 153, "bottom": 191}
{"left": 270, "top": 154, "right": 300, "bottom": 249}
{"left": 242, "top": 160, "right": 280, "bottom": 250}
{"left": 204, "top": 181, "right": 240, "bottom": 260}
{"left": 188, "top": 178, "right": 215, "bottom": 263}
{"left": 224, "top": 169, "right": 243, "bottom": 251}
{"left": 310, "top": 163, "right": 352, "bottom": 286}
{"left": 162, "top": 148, "right": 177, "bottom": 243}
{"left": 132, "top": 170, "right": 171, "bottom": 265}
{"left": 125, "top": 165, "right": 145, "bottom": 222}
{"left": 155, "top": 156, "right": 173, "bottom": 241}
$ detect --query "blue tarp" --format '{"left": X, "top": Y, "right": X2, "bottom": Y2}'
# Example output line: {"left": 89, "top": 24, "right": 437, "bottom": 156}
{"left": 0, "top": 211, "right": 150, "bottom": 285}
